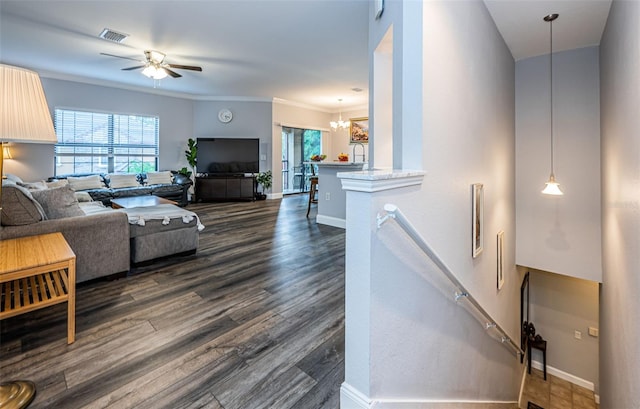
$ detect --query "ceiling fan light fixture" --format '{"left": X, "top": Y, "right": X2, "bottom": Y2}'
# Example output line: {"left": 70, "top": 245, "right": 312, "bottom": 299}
{"left": 147, "top": 50, "right": 166, "bottom": 64}
{"left": 141, "top": 64, "right": 167, "bottom": 80}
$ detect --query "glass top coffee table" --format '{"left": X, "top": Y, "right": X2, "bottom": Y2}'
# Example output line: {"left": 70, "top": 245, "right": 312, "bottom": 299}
{"left": 111, "top": 195, "right": 177, "bottom": 209}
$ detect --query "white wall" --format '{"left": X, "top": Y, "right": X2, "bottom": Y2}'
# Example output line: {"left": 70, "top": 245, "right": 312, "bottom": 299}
{"left": 330, "top": 107, "right": 369, "bottom": 163}
{"left": 342, "top": 0, "right": 521, "bottom": 405}
{"left": 599, "top": 1, "right": 640, "bottom": 407}
{"left": 515, "top": 47, "right": 602, "bottom": 283}
{"left": 5, "top": 77, "right": 194, "bottom": 182}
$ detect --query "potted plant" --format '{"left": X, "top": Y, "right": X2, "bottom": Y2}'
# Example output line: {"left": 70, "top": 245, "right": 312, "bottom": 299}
{"left": 185, "top": 138, "right": 197, "bottom": 174}
{"left": 177, "top": 167, "right": 192, "bottom": 178}
{"left": 255, "top": 170, "right": 272, "bottom": 200}
{"left": 184, "top": 138, "right": 197, "bottom": 200}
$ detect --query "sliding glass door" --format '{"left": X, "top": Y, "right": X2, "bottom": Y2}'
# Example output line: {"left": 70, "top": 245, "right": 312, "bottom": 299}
{"left": 281, "top": 127, "right": 321, "bottom": 194}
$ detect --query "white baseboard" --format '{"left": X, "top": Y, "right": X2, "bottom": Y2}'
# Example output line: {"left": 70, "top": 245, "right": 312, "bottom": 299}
{"left": 340, "top": 383, "right": 517, "bottom": 409}
{"left": 316, "top": 214, "right": 346, "bottom": 229}
{"left": 340, "top": 383, "right": 371, "bottom": 409}
{"left": 267, "top": 192, "right": 283, "bottom": 200}
{"left": 531, "top": 359, "right": 595, "bottom": 391}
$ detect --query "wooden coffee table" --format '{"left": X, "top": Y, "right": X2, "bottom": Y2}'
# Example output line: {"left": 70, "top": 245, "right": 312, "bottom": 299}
{"left": 0, "top": 232, "right": 77, "bottom": 344}
{"left": 111, "top": 195, "right": 177, "bottom": 209}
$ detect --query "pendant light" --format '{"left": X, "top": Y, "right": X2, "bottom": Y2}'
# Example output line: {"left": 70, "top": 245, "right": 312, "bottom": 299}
{"left": 541, "top": 13, "right": 563, "bottom": 196}
{"left": 330, "top": 99, "right": 350, "bottom": 131}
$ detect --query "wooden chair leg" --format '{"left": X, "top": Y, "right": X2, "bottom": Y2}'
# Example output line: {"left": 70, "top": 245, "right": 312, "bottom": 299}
{"left": 306, "top": 179, "right": 318, "bottom": 218}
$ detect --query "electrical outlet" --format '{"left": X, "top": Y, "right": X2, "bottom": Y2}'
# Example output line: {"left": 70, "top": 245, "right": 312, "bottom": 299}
{"left": 325, "top": 192, "right": 331, "bottom": 200}
{"left": 260, "top": 154, "right": 267, "bottom": 161}
{"left": 574, "top": 330, "right": 582, "bottom": 340}
{"left": 588, "top": 327, "right": 599, "bottom": 337}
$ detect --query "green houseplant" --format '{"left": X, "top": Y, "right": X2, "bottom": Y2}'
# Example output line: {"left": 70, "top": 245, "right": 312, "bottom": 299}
{"left": 255, "top": 170, "right": 272, "bottom": 200}
{"left": 184, "top": 138, "right": 197, "bottom": 200}
{"left": 184, "top": 138, "right": 197, "bottom": 174}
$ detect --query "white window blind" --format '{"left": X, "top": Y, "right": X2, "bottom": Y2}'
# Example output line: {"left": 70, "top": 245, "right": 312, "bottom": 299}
{"left": 54, "top": 109, "right": 159, "bottom": 175}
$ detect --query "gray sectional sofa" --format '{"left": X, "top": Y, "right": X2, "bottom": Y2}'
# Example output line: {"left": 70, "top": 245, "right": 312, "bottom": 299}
{"left": 1, "top": 175, "right": 202, "bottom": 283}
{"left": 48, "top": 171, "right": 193, "bottom": 207}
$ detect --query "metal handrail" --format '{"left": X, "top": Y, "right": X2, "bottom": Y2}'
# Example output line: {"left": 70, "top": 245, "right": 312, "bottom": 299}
{"left": 377, "top": 203, "right": 524, "bottom": 358}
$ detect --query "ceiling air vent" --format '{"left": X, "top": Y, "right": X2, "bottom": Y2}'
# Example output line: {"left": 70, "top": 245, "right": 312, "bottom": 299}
{"left": 98, "top": 28, "right": 129, "bottom": 43}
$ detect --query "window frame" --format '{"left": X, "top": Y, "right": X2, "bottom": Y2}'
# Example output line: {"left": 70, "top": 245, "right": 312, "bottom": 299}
{"left": 54, "top": 108, "right": 159, "bottom": 176}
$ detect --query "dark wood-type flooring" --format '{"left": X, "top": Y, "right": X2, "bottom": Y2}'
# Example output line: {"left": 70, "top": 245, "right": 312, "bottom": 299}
{"left": 0, "top": 195, "right": 345, "bottom": 409}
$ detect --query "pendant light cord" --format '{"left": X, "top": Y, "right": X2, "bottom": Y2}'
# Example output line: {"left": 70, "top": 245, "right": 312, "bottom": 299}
{"left": 549, "top": 17, "right": 554, "bottom": 176}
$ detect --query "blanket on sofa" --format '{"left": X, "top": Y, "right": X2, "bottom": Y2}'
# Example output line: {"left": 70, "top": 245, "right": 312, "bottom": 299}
{"left": 123, "top": 204, "right": 205, "bottom": 231}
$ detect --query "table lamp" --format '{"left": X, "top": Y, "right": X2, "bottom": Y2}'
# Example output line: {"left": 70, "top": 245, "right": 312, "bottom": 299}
{"left": 0, "top": 63, "right": 57, "bottom": 408}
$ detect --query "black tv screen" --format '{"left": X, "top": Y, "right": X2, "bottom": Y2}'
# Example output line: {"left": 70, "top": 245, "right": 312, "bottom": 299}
{"left": 196, "top": 138, "right": 260, "bottom": 175}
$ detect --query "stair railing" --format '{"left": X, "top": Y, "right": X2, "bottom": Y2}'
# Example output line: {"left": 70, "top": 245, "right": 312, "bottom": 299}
{"left": 377, "top": 203, "right": 524, "bottom": 358}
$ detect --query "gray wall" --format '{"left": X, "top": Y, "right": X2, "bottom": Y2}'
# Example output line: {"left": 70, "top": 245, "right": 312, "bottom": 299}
{"left": 344, "top": 0, "right": 521, "bottom": 403}
{"left": 192, "top": 100, "right": 273, "bottom": 175}
{"left": 515, "top": 47, "right": 602, "bottom": 283}
{"left": 528, "top": 268, "right": 599, "bottom": 392}
{"left": 5, "top": 78, "right": 194, "bottom": 182}
{"left": 599, "top": 0, "right": 640, "bottom": 407}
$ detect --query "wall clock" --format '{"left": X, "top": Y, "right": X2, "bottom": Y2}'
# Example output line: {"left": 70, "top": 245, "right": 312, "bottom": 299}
{"left": 218, "top": 108, "right": 233, "bottom": 123}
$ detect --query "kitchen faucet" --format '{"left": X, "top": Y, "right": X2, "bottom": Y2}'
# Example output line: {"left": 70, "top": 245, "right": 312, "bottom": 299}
{"left": 352, "top": 143, "right": 366, "bottom": 163}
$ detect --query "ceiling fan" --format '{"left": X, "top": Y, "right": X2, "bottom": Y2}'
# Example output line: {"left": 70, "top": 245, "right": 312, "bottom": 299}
{"left": 100, "top": 50, "right": 202, "bottom": 79}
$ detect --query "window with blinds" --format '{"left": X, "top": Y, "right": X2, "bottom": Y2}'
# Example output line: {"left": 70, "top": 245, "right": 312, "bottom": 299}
{"left": 54, "top": 109, "right": 159, "bottom": 175}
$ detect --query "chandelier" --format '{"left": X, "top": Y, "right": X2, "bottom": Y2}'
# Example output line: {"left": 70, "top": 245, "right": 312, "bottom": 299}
{"left": 330, "top": 99, "right": 350, "bottom": 131}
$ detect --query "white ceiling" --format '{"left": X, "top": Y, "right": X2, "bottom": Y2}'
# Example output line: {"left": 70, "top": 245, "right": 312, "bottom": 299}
{"left": 484, "top": 0, "right": 612, "bottom": 60}
{"left": 0, "top": 1, "right": 612, "bottom": 111}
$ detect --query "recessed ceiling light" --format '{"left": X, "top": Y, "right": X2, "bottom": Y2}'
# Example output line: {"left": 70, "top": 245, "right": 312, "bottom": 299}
{"left": 98, "top": 28, "right": 129, "bottom": 43}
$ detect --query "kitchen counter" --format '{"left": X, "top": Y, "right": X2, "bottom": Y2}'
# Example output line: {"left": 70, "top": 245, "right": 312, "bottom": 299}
{"left": 312, "top": 162, "right": 366, "bottom": 228}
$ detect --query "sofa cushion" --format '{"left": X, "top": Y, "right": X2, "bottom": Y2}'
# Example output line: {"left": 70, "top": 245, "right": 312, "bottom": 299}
{"left": 31, "top": 185, "right": 84, "bottom": 220}
{"left": 112, "top": 186, "right": 153, "bottom": 197}
{"left": 145, "top": 171, "right": 173, "bottom": 185}
{"left": 18, "top": 180, "right": 48, "bottom": 190}
{"left": 67, "top": 174, "right": 105, "bottom": 191}
{"left": 46, "top": 179, "right": 69, "bottom": 189}
{"left": 4, "top": 174, "right": 24, "bottom": 184}
{"left": 0, "top": 181, "right": 46, "bottom": 226}
{"left": 108, "top": 173, "right": 140, "bottom": 189}
{"left": 75, "top": 191, "right": 93, "bottom": 202}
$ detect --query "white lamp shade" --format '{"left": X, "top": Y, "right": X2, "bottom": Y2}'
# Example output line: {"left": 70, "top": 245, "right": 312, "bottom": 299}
{"left": 2, "top": 145, "right": 12, "bottom": 159}
{"left": 542, "top": 174, "right": 563, "bottom": 195}
{"left": 0, "top": 64, "right": 56, "bottom": 143}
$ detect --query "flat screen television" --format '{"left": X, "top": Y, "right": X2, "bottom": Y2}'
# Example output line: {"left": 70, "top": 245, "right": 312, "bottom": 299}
{"left": 196, "top": 137, "right": 260, "bottom": 175}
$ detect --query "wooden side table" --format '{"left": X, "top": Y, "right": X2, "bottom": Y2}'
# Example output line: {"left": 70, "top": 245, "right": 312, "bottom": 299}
{"left": 0, "top": 232, "right": 77, "bottom": 344}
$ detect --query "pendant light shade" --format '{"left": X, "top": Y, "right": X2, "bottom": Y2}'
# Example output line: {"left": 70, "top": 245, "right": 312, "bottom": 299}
{"left": 541, "top": 13, "right": 563, "bottom": 196}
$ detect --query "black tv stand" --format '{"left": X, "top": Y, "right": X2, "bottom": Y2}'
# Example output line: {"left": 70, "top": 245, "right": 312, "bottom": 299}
{"left": 195, "top": 174, "right": 256, "bottom": 202}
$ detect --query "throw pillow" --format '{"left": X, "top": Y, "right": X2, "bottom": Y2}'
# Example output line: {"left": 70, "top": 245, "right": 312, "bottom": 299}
{"left": 18, "top": 180, "right": 48, "bottom": 190}
{"left": 108, "top": 173, "right": 140, "bottom": 189}
{"left": 75, "top": 191, "right": 93, "bottom": 202}
{"left": 46, "top": 179, "right": 69, "bottom": 189}
{"left": 67, "top": 175, "right": 104, "bottom": 191}
{"left": 4, "top": 174, "right": 24, "bottom": 184}
{"left": 31, "top": 185, "right": 84, "bottom": 219}
{"left": 0, "top": 181, "right": 46, "bottom": 226}
{"left": 145, "top": 171, "right": 173, "bottom": 185}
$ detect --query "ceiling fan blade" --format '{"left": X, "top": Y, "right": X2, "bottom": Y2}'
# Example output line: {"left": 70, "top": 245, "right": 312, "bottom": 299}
{"left": 163, "top": 68, "right": 182, "bottom": 78}
{"left": 168, "top": 64, "right": 203, "bottom": 72}
{"left": 100, "top": 52, "right": 144, "bottom": 63}
{"left": 121, "top": 65, "right": 146, "bottom": 71}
